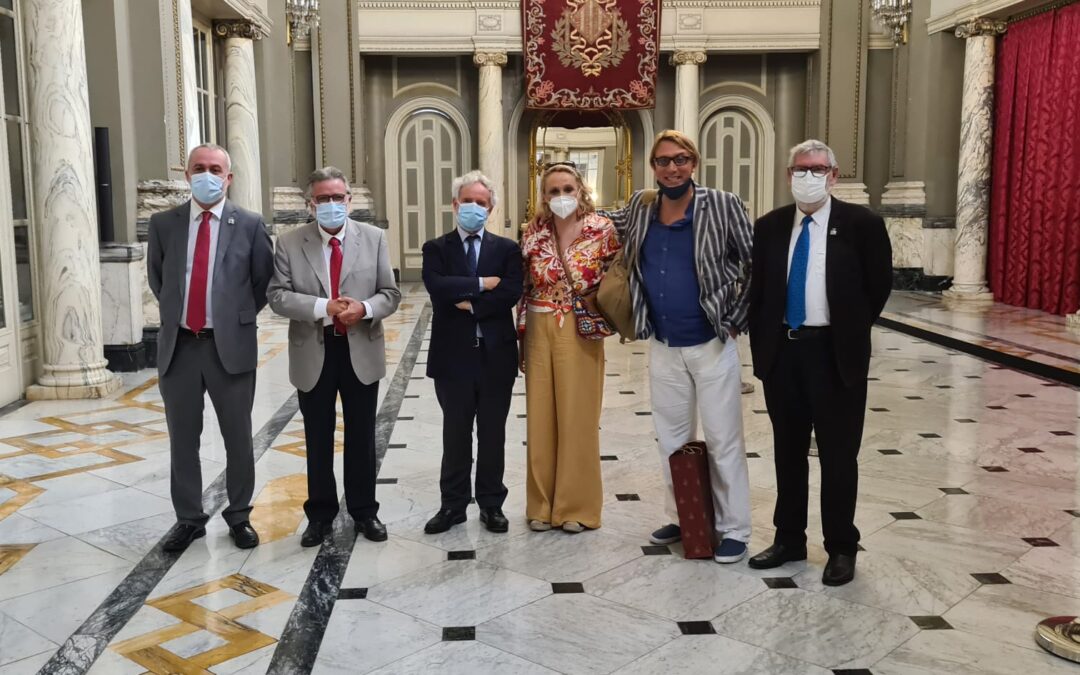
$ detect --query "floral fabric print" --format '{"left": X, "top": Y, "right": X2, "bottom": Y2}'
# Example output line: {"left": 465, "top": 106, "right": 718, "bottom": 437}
{"left": 516, "top": 212, "right": 621, "bottom": 333}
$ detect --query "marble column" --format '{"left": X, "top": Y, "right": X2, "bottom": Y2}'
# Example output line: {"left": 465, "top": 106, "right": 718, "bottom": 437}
{"left": 943, "top": 18, "right": 1005, "bottom": 302}
{"left": 474, "top": 51, "right": 508, "bottom": 234}
{"left": 178, "top": 0, "right": 200, "bottom": 152}
{"left": 215, "top": 20, "right": 265, "bottom": 214}
{"left": 22, "top": 0, "right": 120, "bottom": 399}
{"left": 671, "top": 50, "right": 706, "bottom": 147}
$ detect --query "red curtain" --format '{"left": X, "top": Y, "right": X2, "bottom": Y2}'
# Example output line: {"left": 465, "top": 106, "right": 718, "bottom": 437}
{"left": 988, "top": 4, "right": 1080, "bottom": 315}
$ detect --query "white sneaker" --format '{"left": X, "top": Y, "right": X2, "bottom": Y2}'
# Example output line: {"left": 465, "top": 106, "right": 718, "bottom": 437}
{"left": 562, "top": 521, "right": 584, "bottom": 533}
{"left": 529, "top": 520, "right": 552, "bottom": 531}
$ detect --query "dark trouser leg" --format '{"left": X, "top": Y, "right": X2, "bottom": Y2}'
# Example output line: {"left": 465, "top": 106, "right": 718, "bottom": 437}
{"left": 762, "top": 339, "right": 813, "bottom": 548}
{"left": 338, "top": 338, "right": 379, "bottom": 520}
{"left": 298, "top": 339, "right": 341, "bottom": 523}
{"left": 805, "top": 339, "right": 866, "bottom": 556}
{"left": 474, "top": 350, "right": 513, "bottom": 509}
{"left": 434, "top": 377, "right": 478, "bottom": 512}
{"left": 203, "top": 345, "right": 256, "bottom": 526}
{"left": 159, "top": 336, "right": 209, "bottom": 527}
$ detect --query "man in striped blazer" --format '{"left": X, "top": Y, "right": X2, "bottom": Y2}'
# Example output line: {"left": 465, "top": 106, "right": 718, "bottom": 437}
{"left": 604, "top": 130, "right": 754, "bottom": 564}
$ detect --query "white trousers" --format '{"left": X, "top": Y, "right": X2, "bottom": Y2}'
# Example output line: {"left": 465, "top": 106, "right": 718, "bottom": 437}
{"left": 649, "top": 336, "right": 752, "bottom": 542}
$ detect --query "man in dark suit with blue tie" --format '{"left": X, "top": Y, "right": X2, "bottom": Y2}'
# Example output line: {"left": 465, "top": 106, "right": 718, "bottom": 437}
{"left": 421, "top": 171, "right": 523, "bottom": 534}
{"left": 747, "top": 140, "right": 892, "bottom": 586}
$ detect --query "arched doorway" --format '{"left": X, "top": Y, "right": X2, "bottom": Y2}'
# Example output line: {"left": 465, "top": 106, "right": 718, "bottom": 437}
{"left": 384, "top": 98, "right": 471, "bottom": 280}
{"left": 699, "top": 96, "right": 775, "bottom": 220}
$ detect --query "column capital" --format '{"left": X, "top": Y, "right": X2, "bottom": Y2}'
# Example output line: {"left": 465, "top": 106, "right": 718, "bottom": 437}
{"left": 670, "top": 50, "right": 707, "bottom": 67}
{"left": 214, "top": 19, "right": 266, "bottom": 41}
{"left": 955, "top": 18, "right": 1006, "bottom": 39}
{"left": 473, "top": 51, "right": 508, "bottom": 68}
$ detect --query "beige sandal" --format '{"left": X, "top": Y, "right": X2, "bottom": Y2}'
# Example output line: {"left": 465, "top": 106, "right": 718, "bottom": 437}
{"left": 529, "top": 520, "right": 552, "bottom": 531}
{"left": 562, "top": 521, "right": 584, "bottom": 533}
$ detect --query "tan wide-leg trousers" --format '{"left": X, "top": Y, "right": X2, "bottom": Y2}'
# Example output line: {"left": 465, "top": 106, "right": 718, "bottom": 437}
{"left": 524, "top": 310, "right": 605, "bottom": 528}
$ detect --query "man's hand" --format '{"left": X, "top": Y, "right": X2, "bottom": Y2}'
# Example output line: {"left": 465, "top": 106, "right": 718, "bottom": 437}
{"left": 337, "top": 297, "right": 367, "bottom": 326}
{"left": 455, "top": 300, "right": 473, "bottom": 312}
{"left": 481, "top": 276, "right": 501, "bottom": 291}
{"left": 327, "top": 298, "right": 349, "bottom": 316}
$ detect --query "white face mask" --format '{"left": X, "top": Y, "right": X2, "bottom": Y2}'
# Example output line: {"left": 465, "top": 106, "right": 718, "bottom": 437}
{"left": 790, "top": 173, "right": 830, "bottom": 205}
{"left": 548, "top": 195, "right": 578, "bottom": 219}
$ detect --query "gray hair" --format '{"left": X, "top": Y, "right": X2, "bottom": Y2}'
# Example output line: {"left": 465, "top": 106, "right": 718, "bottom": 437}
{"left": 187, "top": 143, "right": 232, "bottom": 171}
{"left": 305, "top": 166, "right": 352, "bottom": 200}
{"left": 451, "top": 170, "right": 497, "bottom": 208}
{"left": 788, "top": 139, "right": 838, "bottom": 168}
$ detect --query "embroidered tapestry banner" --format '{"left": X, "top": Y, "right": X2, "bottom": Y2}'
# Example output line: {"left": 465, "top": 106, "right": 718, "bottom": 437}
{"left": 522, "top": 0, "right": 661, "bottom": 110}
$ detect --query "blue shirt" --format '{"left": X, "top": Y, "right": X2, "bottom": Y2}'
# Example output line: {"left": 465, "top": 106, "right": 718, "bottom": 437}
{"left": 640, "top": 200, "right": 714, "bottom": 347}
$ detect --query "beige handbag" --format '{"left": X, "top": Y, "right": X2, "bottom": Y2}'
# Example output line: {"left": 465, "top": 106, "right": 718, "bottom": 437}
{"left": 596, "top": 189, "right": 657, "bottom": 341}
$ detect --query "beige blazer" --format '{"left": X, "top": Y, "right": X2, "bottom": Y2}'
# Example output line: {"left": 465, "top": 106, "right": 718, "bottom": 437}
{"left": 268, "top": 219, "right": 401, "bottom": 391}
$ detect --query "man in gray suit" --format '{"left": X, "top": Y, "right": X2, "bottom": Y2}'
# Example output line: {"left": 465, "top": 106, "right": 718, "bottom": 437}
{"left": 268, "top": 167, "right": 401, "bottom": 547}
{"left": 148, "top": 143, "right": 274, "bottom": 552}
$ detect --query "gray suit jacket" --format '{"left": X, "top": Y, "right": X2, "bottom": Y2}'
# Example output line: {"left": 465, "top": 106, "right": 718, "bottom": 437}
{"left": 147, "top": 199, "right": 274, "bottom": 375}
{"left": 267, "top": 219, "right": 401, "bottom": 391}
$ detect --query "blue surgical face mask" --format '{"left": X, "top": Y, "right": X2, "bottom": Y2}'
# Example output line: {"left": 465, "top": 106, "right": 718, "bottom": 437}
{"left": 656, "top": 179, "right": 694, "bottom": 200}
{"left": 457, "top": 202, "right": 488, "bottom": 233}
{"left": 190, "top": 171, "right": 225, "bottom": 205}
{"left": 315, "top": 202, "right": 348, "bottom": 229}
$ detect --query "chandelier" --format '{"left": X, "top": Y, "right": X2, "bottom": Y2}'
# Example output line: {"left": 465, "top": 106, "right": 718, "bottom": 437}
{"left": 286, "top": 0, "right": 320, "bottom": 45}
{"left": 870, "top": 0, "right": 912, "bottom": 46}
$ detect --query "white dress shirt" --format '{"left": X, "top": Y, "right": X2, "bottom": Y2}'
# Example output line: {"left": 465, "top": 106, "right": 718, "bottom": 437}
{"left": 786, "top": 197, "right": 831, "bottom": 326}
{"left": 312, "top": 224, "right": 372, "bottom": 326}
{"left": 181, "top": 200, "right": 225, "bottom": 330}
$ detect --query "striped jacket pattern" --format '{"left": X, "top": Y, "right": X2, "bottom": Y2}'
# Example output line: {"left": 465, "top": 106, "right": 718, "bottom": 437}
{"left": 603, "top": 185, "right": 754, "bottom": 342}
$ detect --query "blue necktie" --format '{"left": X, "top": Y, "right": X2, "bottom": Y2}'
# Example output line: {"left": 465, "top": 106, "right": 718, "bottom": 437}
{"left": 465, "top": 235, "right": 479, "bottom": 276}
{"left": 785, "top": 215, "right": 814, "bottom": 329}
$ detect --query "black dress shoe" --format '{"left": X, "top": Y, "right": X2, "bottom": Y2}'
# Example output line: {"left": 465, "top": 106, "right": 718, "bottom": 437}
{"left": 479, "top": 507, "right": 509, "bottom": 533}
{"left": 229, "top": 522, "right": 260, "bottom": 549}
{"left": 822, "top": 553, "right": 856, "bottom": 586}
{"left": 747, "top": 542, "right": 808, "bottom": 569}
{"left": 301, "top": 520, "right": 332, "bottom": 548}
{"left": 355, "top": 516, "right": 388, "bottom": 542}
{"left": 425, "top": 509, "right": 467, "bottom": 534}
{"left": 163, "top": 524, "right": 206, "bottom": 552}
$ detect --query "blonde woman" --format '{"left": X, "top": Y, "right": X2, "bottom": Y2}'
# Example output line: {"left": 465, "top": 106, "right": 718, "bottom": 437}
{"left": 517, "top": 164, "right": 620, "bottom": 533}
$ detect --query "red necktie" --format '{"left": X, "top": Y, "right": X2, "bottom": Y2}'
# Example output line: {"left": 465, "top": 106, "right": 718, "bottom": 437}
{"left": 186, "top": 211, "right": 212, "bottom": 332}
{"left": 329, "top": 237, "right": 346, "bottom": 334}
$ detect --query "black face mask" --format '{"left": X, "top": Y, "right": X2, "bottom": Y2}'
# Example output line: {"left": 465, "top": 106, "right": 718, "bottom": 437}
{"left": 657, "top": 179, "right": 693, "bottom": 200}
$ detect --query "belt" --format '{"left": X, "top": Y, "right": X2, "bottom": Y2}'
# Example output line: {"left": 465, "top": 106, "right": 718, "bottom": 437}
{"left": 180, "top": 328, "right": 214, "bottom": 340}
{"left": 323, "top": 325, "right": 348, "bottom": 338}
{"left": 471, "top": 337, "right": 485, "bottom": 348}
{"left": 783, "top": 324, "right": 830, "bottom": 340}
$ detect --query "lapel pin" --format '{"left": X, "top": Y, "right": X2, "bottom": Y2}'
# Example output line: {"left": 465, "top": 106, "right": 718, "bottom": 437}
{"left": 829, "top": 228, "right": 837, "bottom": 235}
{"left": 228, "top": 216, "right": 236, "bottom": 225}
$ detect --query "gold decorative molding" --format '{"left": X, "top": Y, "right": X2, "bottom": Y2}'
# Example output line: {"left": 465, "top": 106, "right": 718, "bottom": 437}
{"left": 955, "top": 17, "right": 1007, "bottom": 38}
{"left": 172, "top": 0, "right": 186, "bottom": 169}
{"left": 473, "top": 51, "right": 508, "bottom": 67}
{"left": 213, "top": 19, "right": 267, "bottom": 40}
{"left": 348, "top": 0, "right": 358, "bottom": 181}
{"left": 670, "top": 50, "right": 707, "bottom": 66}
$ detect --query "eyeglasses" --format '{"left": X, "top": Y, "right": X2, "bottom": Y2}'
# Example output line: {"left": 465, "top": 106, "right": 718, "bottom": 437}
{"left": 312, "top": 194, "right": 349, "bottom": 204}
{"left": 789, "top": 166, "right": 833, "bottom": 178}
{"left": 652, "top": 155, "right": 693, "bottom": 168}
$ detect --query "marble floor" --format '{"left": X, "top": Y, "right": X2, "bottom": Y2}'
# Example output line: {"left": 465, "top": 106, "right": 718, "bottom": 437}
{"left": 1, "top": 284, "right": 1079, "bottom": 674}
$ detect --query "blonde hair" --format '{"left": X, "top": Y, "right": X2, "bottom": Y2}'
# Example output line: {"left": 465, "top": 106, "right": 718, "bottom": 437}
{"left": 649, "top": 129, "right": 700, "bottom": 166}
{"left": 538, "top": 163, "right": 596, "bottom": 220}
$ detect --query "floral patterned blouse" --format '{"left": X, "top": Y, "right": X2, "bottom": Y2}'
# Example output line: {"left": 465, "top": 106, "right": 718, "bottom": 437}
{"left": 516, "top": 212, "right": 621, "bottom": 334}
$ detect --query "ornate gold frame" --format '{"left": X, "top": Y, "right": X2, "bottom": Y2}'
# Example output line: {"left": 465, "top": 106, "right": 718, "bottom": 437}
{"left": 525, "top": 110, "right": 634, "bottom": 222}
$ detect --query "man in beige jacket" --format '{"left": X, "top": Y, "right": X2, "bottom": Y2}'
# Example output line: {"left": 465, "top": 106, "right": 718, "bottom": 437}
{"left": 268, "top": 166, "right": 401, "bottom": 548}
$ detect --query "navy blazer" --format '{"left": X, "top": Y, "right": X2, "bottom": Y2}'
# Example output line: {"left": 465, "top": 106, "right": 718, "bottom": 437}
{"left": 421, "top": 230, "right": 523, "bottom": 380}
{"left": 748, "top": 198, "right": 893, "bottom": 387}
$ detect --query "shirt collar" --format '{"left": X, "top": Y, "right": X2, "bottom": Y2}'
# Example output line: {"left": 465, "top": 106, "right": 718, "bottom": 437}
{"left": 457, "top": 227, "right": 483, "bottom": 242}
{"left": 191, "top": 199, "right": 226, "bottom": 224}
{"left": 796, "top": 196, "right": 832, "bottom": 228}
{"left": 318, "top": 222, "right": 347, "bottom": 247}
